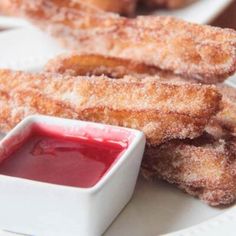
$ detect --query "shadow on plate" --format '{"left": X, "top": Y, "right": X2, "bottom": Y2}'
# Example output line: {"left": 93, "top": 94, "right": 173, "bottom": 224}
{"left": 104, "top": 176, "right": 225, "bottom": 236}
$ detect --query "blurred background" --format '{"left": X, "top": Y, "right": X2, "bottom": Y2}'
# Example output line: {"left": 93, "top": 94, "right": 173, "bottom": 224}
{"left": 212, "top": 1, "right": 236, "bottom": 29}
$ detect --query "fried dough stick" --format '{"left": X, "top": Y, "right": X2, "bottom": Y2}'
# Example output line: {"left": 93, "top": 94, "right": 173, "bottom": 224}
{"left": 1, "top": 0, "right": 236, "bottom": 83}
{"left": 142, "top": 134, "right": 236, "bottom": 206}
{"left": 45, "top": 53, "right": 161, "bottom": 78}
{"left": 45, "top": 53, "right": 198, "bottom": 83}
{"left": 86, "top": 0, "right": 137, "bottom": 15}
{"left": 45, "top": 53, "right": 203, "bottom": 86}
{"left": 142, "top": 85, "right": 236, "bottom": 206}
{"left": 140, "top": 0, "right": 195, "bottom": 9}
{"left": 0, "top": 70, "right": 221, "bottom": 145}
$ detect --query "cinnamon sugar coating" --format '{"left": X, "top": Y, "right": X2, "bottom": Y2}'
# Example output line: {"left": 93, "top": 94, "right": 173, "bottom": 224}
{"left": 0, "top": 69, "right": 221, "bottom": 145}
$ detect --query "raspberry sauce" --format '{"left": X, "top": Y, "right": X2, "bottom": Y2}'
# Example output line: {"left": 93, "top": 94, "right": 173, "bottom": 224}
{"left": 0, "top": 130, "right": 126, "bottom": 188}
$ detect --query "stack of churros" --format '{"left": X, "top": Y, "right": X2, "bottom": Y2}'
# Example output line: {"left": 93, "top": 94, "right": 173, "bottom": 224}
{"left": 0, "top": 0, "right": 236, "bottom": 206}
{"left": 142, "top": 86, "right": 236, "bottom": 206}
{"left": 1, "top": 0, "right": 235, "bottom": 83}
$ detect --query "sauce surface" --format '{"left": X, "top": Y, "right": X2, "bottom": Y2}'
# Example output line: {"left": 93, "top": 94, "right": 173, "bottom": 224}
{"left": 0, "top": 132, "right": 125, "bottom": 188}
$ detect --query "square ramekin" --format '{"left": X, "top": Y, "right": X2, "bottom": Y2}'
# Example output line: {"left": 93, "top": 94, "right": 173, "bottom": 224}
{"left": 0, "top": 115, "right": 146, "bottom": 236}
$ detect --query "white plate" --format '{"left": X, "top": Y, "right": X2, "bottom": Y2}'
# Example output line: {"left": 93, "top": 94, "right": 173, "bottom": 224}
{"left": 0, "top": 27, "right": 65, "bottom": 71}
{"left": 0, "top": 17, "right": 235, "bottom": 236}
{"left": 0, "top": 16, "right": 29, "bottom": 29}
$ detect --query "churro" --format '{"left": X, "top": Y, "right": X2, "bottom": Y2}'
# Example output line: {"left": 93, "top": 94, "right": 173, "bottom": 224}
{"left": 45, "top": 53, "right": 199, "bottom": 84}
{"left": 0, "top": 69, "right": 221, "bottom": 145}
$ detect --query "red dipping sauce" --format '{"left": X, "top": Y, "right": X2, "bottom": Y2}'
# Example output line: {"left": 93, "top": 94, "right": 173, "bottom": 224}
{"left": 0, "top": 129, "right": 126, "bottom": 188}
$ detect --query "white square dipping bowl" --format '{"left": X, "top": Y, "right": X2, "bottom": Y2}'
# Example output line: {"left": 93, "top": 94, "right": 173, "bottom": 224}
{"left": 0, "top": 115, "right": 146, "bottom": 236}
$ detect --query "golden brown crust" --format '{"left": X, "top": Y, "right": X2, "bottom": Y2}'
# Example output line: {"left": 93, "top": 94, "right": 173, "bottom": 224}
{"left": 0, "top": 69, "right": 221, "bottom": 145}
{"left": 85, "top": 0, "right": 137, "bottom": 15}
{"left": 76, "top": 108, "right": 210, "bottom": 145}
{"left": 1, "top": 0, "right": 236, "bottom": 83}
{"left": 45, "top": 53, "right": 160, "bottom": 78}
{"left": 142, "top": 85, "right": 236, "bottom": 206}
{"left": 0, "top": 90, "right": 209, "bottom": 145}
